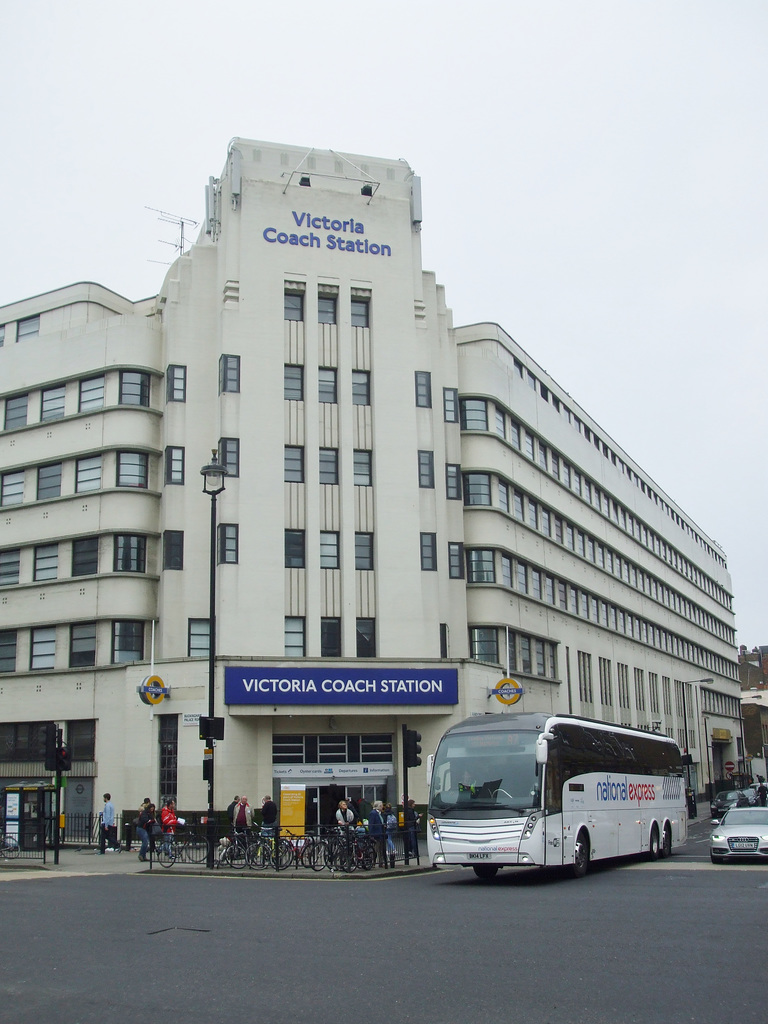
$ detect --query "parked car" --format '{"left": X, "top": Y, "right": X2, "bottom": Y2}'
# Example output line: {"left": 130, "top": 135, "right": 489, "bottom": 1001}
{"left": 710, "top": 806, "right": 768, "bottom": 863}
{"left": 710, "top": 790, "right": 751, "bottom": 818}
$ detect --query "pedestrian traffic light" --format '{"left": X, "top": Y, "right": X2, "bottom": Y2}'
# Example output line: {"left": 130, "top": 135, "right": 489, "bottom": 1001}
{"left": 404, "top": 729, "right": 422, "bottom": 768}
{"left": 44, "top": 723, "right": 58, "bottom": 772}
{"left": 55, "top": 745, "right": 72, "bottom": 772}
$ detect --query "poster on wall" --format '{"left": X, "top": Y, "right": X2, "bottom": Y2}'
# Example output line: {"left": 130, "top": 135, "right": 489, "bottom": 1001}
{"left": 280, "top": 784, "right": 306, "bottom": 835}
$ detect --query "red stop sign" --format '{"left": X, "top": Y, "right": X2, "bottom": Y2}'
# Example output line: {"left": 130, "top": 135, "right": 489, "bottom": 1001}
{"left": 724, "top": 760, "right": 736, "bottom": 773}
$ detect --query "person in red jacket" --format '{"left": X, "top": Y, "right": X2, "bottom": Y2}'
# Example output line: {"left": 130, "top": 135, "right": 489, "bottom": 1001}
{"left": 161, "top": 798, "right": 178, "bottom": 835}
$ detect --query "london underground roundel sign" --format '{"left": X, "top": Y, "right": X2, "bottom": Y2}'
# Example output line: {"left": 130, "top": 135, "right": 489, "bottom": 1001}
{"left": 138, "top": 675, "right": 169, "bottom": 706}
{"left": 493, "top": 678, "right": 524, "bottom": 706}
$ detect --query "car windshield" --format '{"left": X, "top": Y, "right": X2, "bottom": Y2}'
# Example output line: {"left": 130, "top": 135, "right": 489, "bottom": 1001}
{"left": 429, "top": 728, "right": 541, "bottom": 816}
{"left": 720, "top": 809, "right": 768, "bottom": 827}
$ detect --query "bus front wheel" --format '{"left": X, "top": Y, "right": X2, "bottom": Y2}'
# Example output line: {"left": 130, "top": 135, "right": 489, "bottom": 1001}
{"left": 472, "top": 864, "right": 499, "bottom": 881}
{"left": 573, "top": 831, "right": 589, "bottom": 878}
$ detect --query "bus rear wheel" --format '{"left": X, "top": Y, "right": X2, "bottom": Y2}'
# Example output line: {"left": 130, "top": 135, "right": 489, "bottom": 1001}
{"left": 573, "top": 831, "right": 589, "bottom": 878}
{"left": 660, "top": 824, "right": 672, "bottom": 859}
{"left": 648, "top": 825, "right": 660, "bottom": 861}
{"left": 472, "top": 864, "right": 498, "bottom": 880}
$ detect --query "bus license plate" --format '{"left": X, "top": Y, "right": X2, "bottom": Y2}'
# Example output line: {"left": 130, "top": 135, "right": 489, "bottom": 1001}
{"left": 467, "top": 852, "right": 491, "bottom": 859}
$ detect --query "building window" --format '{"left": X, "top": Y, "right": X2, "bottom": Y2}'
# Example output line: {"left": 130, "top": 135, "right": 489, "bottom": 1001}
{"left": 284, "top": 292, "right": 304, "bottom": 321}
{"left": 352, "top": 370, "right": 370, "bottom": 405}
{"left": 70, "top": 623, "right": 97, "bottom": 668}
{"left": 355, "top": 532, "right": 373, "bottom": 570}
{"left": 67, "top": 719, "right": 96, "bottom": 760}
{"left": 0, "top": 548, "right": 21, "bottom": 586}
{"left": 218, "top": 524, "right": 238, "bottom": 564}
{"left": 41, "top": 385, "right": 66, "bottom": 422}
{"left": 418, "top": 450, "right": 434, "bottom": 488}
{"left": 31, "top": 627, "right": 56, "bottom": 670}
{"left": 188, "top": 619, "right": 211, "bottom": 658}
{"left": 112, "top": 620, "right": 144, "bottom": 663}
{"left": 443, "top": 387, "right": 459, "bottom": 423}
{"left": 468, "top": 549, "right": 495, "bottom": 583}
{"left": 320, "top": 531, "right": 340, "bottom": 569}
{"left": 460, "top": 399, "right": 488, "bottom": 431}
{"left": 356, "top": 618, "right": 375, "bottom": 657}
{"left": 463, "top": 472, "right": 491, "bottom": 505}
{"left": 0, "top": 631, "right": 17, "bottom": 672}
{"left": 284, "top": 365, "right": 303, "bottom": 401}
{"left": 165, "top": 446, "right": 185, "bottom": 485}
{"left": 446, "top": 464, "right": 462, "bottom": 499}
{"left": 353, "top": 450, "right": 372, "bottom": 486}
{"left": 166, "top": 365, "right": 186, "bottom": 402}
{"left": 218, "top": 438, "right": 240, "bottom": 477}
{"left": 163, "top": 531, "right": 184, "bottom": 570}
{"left": 114, "top": 535, "right": 146, "bottom": 573}
{"left": 79, "top": 376, "right": 105, "bottom": 411}
{"left": 158, "top": 715, "right": 178, "bottom": 806}
{"left": 319, "top": 448, "right": 339, "bottom": 485}
{"left": 318, "top": 295, "right": 337, "bottom": 324}
{"left": 219, "top": 354, "right": 241, "bottom": 393}
{"left": 285, "top": 617, "right": 305, "bottom": 657}
{"left": 37, "top": 463, "right": 62, "bottom": 500}
{"left": 74, "top": 456, "right": 101, "bottom": 493}
{"left": 321, "top": 618, "right": 342, "bottom": 657}
{"left": 420, "top": 532, "right": 437, "bottom": 570}
{"left": 17, "top": 315, "right": 40, "bottom": 340}
{"left": 72, "top": 537, "right": 99, "bottom": 576}
{"left": 4, "top": 394, "right": 28, "bottom": 430}
{"left": 34, "top": 544, "right": 58, "bottom": 581}
{"left": 470, "top": 627, "right": 498, "bottom": 662}
{"left": 285, "top": 530, "right": 305, "bottom": 568}
{"left": 1, "top": 471, "right": 24, "bottom": 506}
{"left": 284, "top": 446, "right": 304, "bottom": 483}
{"left": 415, "top": 371, "right": 432, "bottom": 408}
{"left": 351, "top": 300, "right": 369, "bottom": 328}
{"left": 448, "top": 542, "right": 464, "bottom": 579}
{"left": 117, "top": 452, "right": 149, "bottom": 488}
{"left": 498, "top": 481, "right": 509, "bottom": 513}
{"left": 119, "top": 371, "right": 150, "bottom": 406}
{"left": 318, "top": 368, "right": 337, "bottom": 403}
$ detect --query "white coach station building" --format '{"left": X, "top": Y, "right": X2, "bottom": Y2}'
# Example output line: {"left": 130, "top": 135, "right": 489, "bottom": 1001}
{"left": 0, "top": 139, "right": 742, "bottom": 826}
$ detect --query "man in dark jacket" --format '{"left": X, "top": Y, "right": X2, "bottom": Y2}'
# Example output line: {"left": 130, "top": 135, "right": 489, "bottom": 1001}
{"left": 226, "top": 795, "right": 240, "bottom": 827}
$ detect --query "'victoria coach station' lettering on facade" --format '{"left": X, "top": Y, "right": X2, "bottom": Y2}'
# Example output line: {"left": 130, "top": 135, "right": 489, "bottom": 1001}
{"left": 225, "top": 667, "right": 458, "bottom": 706}
{"left": 263, "top": 211, "right": 393, "bottom": 255}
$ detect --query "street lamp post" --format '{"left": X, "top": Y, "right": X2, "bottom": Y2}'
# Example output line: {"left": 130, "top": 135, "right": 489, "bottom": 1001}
{"left": 680, "top": 677, "right": 713, "bottom": 818}
{"left": 201, "top": 451, "right": 228, "bottom": 869}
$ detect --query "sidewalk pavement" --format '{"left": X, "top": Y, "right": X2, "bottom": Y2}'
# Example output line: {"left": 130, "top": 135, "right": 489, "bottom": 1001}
{"left": 0, "top": 843, "right": 432, "bottom": 880}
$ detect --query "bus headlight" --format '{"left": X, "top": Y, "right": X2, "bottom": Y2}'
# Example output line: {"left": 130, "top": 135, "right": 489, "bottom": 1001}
{"left": 523, "top": 814, "right": 538, "bottom": 838}
{"left": 428, "top": 816, "right": 440, "bottom": 840}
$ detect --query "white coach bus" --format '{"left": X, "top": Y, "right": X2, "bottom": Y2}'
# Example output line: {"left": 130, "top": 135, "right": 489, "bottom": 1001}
{"left": 427, "top": 712, "right": 687, "bottom": 880}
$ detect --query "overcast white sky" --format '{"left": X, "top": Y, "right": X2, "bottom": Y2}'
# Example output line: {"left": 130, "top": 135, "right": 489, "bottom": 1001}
{"left": 2, "top": 1, "right": 765, "bottom": 647}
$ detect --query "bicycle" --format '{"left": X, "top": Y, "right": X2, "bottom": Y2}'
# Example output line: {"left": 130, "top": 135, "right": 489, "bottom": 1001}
{"left": 0, "top": 832, "right": 20, "bottom": 858}
{"left": 153, "top": 830, "right": 207, "bottom": 868}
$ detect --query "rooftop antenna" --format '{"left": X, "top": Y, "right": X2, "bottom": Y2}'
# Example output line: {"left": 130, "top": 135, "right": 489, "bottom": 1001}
{"left": 146, "top": 207, "right": 199, "bottom": 265}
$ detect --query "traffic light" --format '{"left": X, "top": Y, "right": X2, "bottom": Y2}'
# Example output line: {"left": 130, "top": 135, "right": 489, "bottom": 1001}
{"left": 55, "top": 745, "right": 72, "bottom": 772}
{"left": 44, "top": 723, "right": 58, "bottom": 771}
{"left": 404, "top": 729, "right": 422, "bottom": 768}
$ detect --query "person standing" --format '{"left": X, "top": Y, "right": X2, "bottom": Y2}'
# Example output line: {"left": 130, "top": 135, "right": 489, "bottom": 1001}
{"left": 757, "top": 782, "right": 767, "bottom": 807}
{"left": 404, "top": 798, "right": 421, "bottom": 857}
{"left": 335, "top": 799, "right": 355, "bottom": 828}
{"left": 136, "top": 799, "right": 153, "bottom": 862}
{"left": 368, "top": 800, "right": 386, "bottom": 868}
{"left": 383, "top": 802, "right": 398, "bottom": 868}
{"left": 226, "top": 795, "right": 240, "bottom": 827}
{"left": 233, "top": 795, "right": 253, "bottom": 834}
{"left": 97, "top": 793, "right": 118, "bottom": 854}
{"left": 261, "top": 795, "right": 278, "bottom": 835}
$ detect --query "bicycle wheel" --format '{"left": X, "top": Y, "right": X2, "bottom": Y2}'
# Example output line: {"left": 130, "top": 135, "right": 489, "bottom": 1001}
{"left": 273, "top": 838, "right": 293, "bottom": 870}
{"left": 156, "top": 840, "right": 176, "bottom": 868}
{"left": 1, "top": 835, "right": 20, "bottom": 858}
{"left": 183, "top": 834, "right": 207, "bottom": 864}
{"left": 225, "top": 839, "right": 248, "bottom": 869}
{"left": 360, "top": 839, "right": 376, "bottom": 871}
{"left": 247, "top": 837, "right": 270, "bottom": 871}
{"left": 300, "top": 837, "right": 323, "bottom": 871}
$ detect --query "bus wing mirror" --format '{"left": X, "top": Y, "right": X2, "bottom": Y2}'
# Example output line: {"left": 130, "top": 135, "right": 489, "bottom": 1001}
{"left": 536, "top": 732, "right": 555, "bottom": 764}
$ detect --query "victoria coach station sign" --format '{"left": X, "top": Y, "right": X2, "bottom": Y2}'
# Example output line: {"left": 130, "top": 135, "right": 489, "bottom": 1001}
{"left": 225, "top": 667, "right": 458, "bottom": 706}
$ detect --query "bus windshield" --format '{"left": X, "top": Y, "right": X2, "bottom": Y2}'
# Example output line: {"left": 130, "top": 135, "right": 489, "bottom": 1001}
{"left": 429, "top": 729, "right": 541, "bottom": 816}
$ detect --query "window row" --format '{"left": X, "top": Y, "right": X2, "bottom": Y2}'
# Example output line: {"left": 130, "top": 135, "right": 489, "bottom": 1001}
{"left": 285, "top": 531, "right": 374, "bottom": 570}
{"left": 412, "top": 371, "right": 460, "bottom": 425}
{"left": 284, "top": 289, "right": 370, "bottom": 328}
{"left": 1, "top": 452, "right": 152, "bottom": 506}
{"left": 3, "top": 371, "right": 151, "bottom": 430}
{"left": 504, "top": 357, "right": 726, "bottom": 568}
{"left": 0, "top": 526, "right": 239, "bottom": 584}
{"left": 0, "top": 314, "right": 40, "bottom": 347}
{"left": 284, "top": 617, "right": 376, "bottom": 658}
{"left": 283, "top": 364, "right": 371, "bottom": 405}
{"left": 463, "top": 544, "right": 735, "bottom": 681}
{"left": 0, "top": 719, "right": 95, "bottom": 762}
{"left": 460, "top": 395, "right": 731, "bottom": 605}
{"left": 463, "top": 470, "right": 734, "bottom": 647}
{"left": 468, "top": 627, "right": 557, "bottom": 679}
{"left": 0, "top": 621, "right": 145, "bottom": 672}
{"left": 284, "top": 447, "right": 372, "bottom": 486}
{"left": 273, "top": 733, "right": 393, "bottom": 764}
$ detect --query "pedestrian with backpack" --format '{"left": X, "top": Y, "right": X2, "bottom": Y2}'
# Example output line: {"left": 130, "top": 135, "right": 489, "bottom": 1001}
{"left": 384, "top": 802, "right": 398, "bottom": 868}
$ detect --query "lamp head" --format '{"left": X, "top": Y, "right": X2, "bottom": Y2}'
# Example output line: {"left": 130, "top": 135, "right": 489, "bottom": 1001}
{"left": 201, "top": 449, "right": 228, "bottom": 496}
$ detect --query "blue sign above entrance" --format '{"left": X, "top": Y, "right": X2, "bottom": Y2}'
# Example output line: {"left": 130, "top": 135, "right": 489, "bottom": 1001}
{"left": 224, "top": 667, "right": 458, "bottom": 706}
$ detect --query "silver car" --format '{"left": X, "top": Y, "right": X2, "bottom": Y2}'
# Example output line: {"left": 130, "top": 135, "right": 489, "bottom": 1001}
{"left": 709, "top": 807, "right": 768, "bottom": 863}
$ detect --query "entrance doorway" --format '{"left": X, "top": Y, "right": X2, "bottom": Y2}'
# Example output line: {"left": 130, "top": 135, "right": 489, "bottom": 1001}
{"left": 303, "top": 783, "right": 387, "bottom": 830}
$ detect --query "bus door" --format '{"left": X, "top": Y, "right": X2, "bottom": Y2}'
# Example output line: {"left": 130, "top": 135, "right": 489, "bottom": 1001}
{"left": 543, "top": 762, "right": 565, "bottom": 867}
